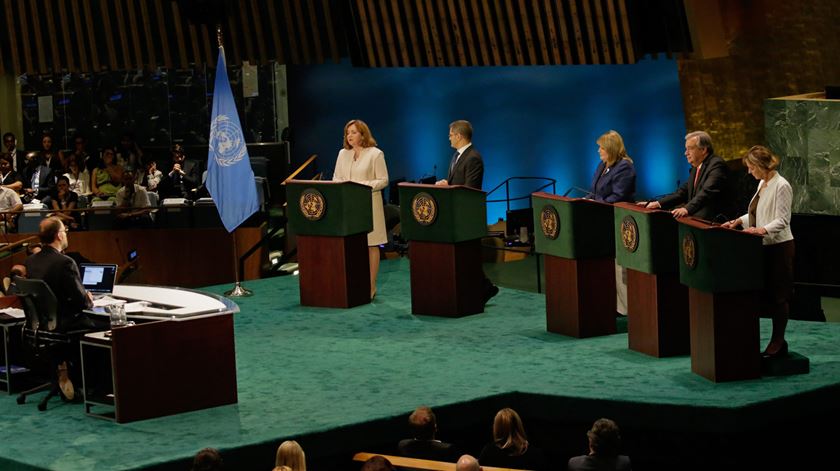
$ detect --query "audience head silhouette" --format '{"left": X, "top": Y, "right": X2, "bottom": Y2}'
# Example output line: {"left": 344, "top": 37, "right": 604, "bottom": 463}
{"left": 588, "top": 418, "right": 622, "bottom": 457}
{"left": 360, "top": 455, "right": 394, "bottom": 471}
{"left": 274, "top": 440, "right": 306, "bottom": 471}
{"left": 493, "top": 407, "right": 529, "bottom": 456}
{"left": 408, "top": 406, "right": 437, "bottom": 440}
{"left": 191, "top": 448, "right": 223, "bottom": 471}
{"left": 455, "top": 454, "right": 482, "bottom": 471}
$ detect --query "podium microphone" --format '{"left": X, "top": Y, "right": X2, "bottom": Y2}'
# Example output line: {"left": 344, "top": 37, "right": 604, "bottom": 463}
{"left": 562, "top": 186, "right": 590, "bottom": 197}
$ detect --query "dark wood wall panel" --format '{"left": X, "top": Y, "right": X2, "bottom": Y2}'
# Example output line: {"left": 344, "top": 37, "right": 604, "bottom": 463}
{"left": 347, "top": 0, "right": 638, "bottom": 66}
{"left": 0, "top": 0, "right": 345, "bottom": 74}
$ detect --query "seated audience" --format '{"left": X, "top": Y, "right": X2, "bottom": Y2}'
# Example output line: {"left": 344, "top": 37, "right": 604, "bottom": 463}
{"left": 49, "top": 176, "right": 80, "bottom": 230}
{"left": 398, "top": 406, "right": 460, "bottom": 462}
{"left": 479, "top": 408, "right": 546, "bottom": 470}
{"left": 142, "top": 159, "right": 162, "bottom": 191}
{"left": 274, "top": 440, "right": 306, "bottom": 471}
{"left": 567, "top": 418, "right": 631, "bottom": 471}
{"left": 3, "top": 131, "right": 25, "bottom": 172}
{"left": 91, "top": 147, "right": 124, "bottom": 201}
{"left": 38, "top": 131, "right": 65, "bottom": 171}
{"left": 191, "top": 447, "right": 224, "bottom": 471}
{"left": 360, "top": 455, "right": 395, "bottom": 471}
{"left": 22, "top": 151, "right": 56, "bottom": 205}
{"left": 64, "top": 155, "right": 91, "bottom": 197}
{"left": 157, "top": 144, "right": 201, "bottom": 199}
{"left": 0, "top": 183, "right": 22, "bottom": 233}
{"left": 115, "top": 170, "right": 153, "bottom": 228}
{"left": 456, "top": 455, "right": 483, "bottom": 471}
{"left": 0, "top": 153, "right": 23, "bottom": 192}
{"left": 68, "top": 133, "right": 99, "bottom": 174}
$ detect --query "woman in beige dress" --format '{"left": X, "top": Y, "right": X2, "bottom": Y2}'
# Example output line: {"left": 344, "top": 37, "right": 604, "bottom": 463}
{"left": 333, "top": 119, "right": 389, "bottom": 299}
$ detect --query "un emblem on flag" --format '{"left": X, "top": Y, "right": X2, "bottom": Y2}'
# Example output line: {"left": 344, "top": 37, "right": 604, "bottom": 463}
{"left": 411, "top": 192, "right": 438, "bottom": 226}
{"left": 300, "top": 189, "right": 326, "bottom": 221}
{"left": 682, "top": 232, "right": 698, "bottom": 269}
{"left": 621, "top": 216, "right": 639, "bottom": 253}
{"left": 540, "top": 205, "right": 560, "bottom": 240}
{"left": 209, "top": 115, "right": 247, "bottom": 167}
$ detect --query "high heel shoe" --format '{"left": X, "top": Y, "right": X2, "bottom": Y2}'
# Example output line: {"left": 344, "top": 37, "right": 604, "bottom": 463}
{"left": 762, "top": 341, "right": 788, "bottom": 359}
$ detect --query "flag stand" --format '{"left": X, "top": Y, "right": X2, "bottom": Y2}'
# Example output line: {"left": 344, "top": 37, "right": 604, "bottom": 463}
{"left": 225, "top": 230, "right": 253, "bottom": 297}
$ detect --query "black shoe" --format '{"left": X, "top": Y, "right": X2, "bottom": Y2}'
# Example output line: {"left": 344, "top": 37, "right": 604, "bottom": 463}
{"left": 484, "top": 284, "right": 499, "bottom": 305}
{"left": 762, "top": 341, "right": 789, "bottom": 360}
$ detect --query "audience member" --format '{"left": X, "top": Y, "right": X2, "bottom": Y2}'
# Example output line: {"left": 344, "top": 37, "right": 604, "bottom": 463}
{"left": 91, "top": 147, "right": 124, "bottom": 201}
{"left": 191, "top": 447, "right": 224, "bottom": 471}
{"left": 0, "top": 153, "right": 23, "bottom": 192}
{"left": 479, "top": 408, "right": 546, "bottom": 470}
{"left": 397, "top": 406, "right": 460, "bottom": 462}
{"left": 69, "top": 133, "right": 99, "bottom": 174}
{"left": 456, "top": 454, "right": 483, "bottom": 471}
{"left": 22, "top": 151, "right": 56, "bottom": 205}
{"left": 157, "top": 144, "right": 201, "bottom": 199}
{"left": 49, "top": 176, "right": 80, "bottom": 230}
{"left": 2, "top": 264, "right": 26, "bottom": 295}
{"left": 360, "top": 455, "right": 395, "bottom": 471}
{"left": 0, "top": 177, "right": 22, "bottom": 233}
{"left": 64, "top": 154, "right": 91, "bottom": 197}
{"left": 567, "top": 418, "right": 631, "bottom": 471}
{"left": 114, "top": 170, "right": 152, "bottom": 227}
{"left": 142, "top": 159, "right": 162, "bottom": 191}
{"left": 274, "top": 440, "right": 306, "bottom": 471}
{"left": 117, "top": 131, "right": 144, "bottom": 171}
{"left": 38, "top": 131, "right": 65, "bottom": 171}
{"left": 3, "top": 132, "right": 25, "bottom": 172}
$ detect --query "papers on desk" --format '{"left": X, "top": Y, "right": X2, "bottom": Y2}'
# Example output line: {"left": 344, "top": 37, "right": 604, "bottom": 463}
{"left": 0, "top": 307, "right": 24, "bottom": 319}
{"left": 92, "top": 296, "right": 126, "bottom": 308}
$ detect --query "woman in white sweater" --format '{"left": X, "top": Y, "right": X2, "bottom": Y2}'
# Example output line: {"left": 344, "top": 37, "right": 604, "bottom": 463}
{"left": 723, "top": 145, "right": 794, "bottom": 359}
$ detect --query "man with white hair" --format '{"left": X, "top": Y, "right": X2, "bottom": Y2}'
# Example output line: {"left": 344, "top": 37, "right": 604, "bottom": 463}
{"left": 455, "top": 455, "right": 482, "bottom": 471}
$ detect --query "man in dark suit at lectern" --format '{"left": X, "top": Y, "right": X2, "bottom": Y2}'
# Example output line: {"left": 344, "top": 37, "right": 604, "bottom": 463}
{"left": 436, "top": 120, "right": 484, "bottom": 190}
{"left": 640, "top": 130, "right": 728, "bottom": 220}
{"left": 436, "top": 120, "right": 498, "bottom": 304}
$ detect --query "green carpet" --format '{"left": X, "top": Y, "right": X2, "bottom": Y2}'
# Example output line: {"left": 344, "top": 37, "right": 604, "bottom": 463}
{"left": 1, "top": 258, "right": 839, "bottom": 470}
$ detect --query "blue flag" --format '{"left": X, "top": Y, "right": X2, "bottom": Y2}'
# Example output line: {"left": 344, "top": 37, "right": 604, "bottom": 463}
{"left": 206, "top": 47, "right": 260, "bottom": 232}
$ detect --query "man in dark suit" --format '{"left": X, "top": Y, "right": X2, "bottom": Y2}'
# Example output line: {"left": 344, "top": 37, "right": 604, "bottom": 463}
{"left": 641, "top": 130, "right": 728, "bottom": 220}
{"left": 21, "top": 151, "right": 56, "bottom": 205}
{"left": 435, "top": 120, "right": 499, "bottom": 304}
{"left": 436, "top": 120, "right": 484, "bottom": 189}
{"left": 567, "top": 418, "right": 632, "bottom": 471}
{"left": 397, "top": 406, "right": 460, "bottom": 462}
{"left": 24, "top": 217, "right": 107, "bottom": 399}
{"left": 157, "top": 144, "right": 202, "bottom": 199}
{"left": 3, "top": 132, "right": 25, "bottom": 172}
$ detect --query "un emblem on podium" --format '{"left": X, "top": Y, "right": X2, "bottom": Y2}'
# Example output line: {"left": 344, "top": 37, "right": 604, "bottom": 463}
{"left": 300, "top": 188, "right": 326, "bottom": 221}
{"left": 411, "top": 192, "right": 438, "bottom": 226}
{"left": 682, "top": 232, "right": 698, "bottom": 269}
{"left": 620, "top": 216, "right": 639, "bottom": 253}
{"left": 540, "top": 206, "right": 560, "bottom": 240}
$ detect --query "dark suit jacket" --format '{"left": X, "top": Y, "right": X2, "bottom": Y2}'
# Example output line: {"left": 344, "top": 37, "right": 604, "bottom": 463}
{"left": 567, "top": 454, "right": 632, "bottom": 471}
{"left": 586, "top": 159, "right": 636, "bottom": 203}
{"left": 397, "top": 438, "right": 460, "bottom": 463}
{"left": 157, "top": 159, "right": 202, "bottom": 199}
{"left": 22, "top": 164, "right": 56, "bottom": 199}
{"left": 657, "top": 154, "right": 728, "bottom": 221}
{"left": 447, "top": 145, "right": 484, "bottom": 190}
{"left": 24, "top": 246, "right": 93, "bottom": 330}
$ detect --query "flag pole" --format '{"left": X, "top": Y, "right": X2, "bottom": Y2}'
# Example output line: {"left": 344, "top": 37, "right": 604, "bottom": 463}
{"left": 217, "top": 23, "right": 252, "bottom": 298}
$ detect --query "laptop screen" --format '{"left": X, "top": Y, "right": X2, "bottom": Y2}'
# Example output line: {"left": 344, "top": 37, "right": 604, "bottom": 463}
{"left": 80, "top": 264, "right": 118, "bottom": 294}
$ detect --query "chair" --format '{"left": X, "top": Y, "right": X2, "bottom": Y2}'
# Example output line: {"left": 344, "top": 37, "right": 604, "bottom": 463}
{"left": 14, "top": 278, "right": 87, "bottom": 411}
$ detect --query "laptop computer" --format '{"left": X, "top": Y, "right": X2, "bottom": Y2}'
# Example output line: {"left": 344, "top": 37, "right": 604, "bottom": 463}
{"left": 80, "top": 263, "right": 119, "bottom": 297}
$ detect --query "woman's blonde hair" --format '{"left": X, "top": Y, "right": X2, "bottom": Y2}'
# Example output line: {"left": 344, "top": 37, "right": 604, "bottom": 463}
{"left": 742, "top": 145, "right": 780, "bottom": 172}
{"left": 275, "top": 440, "right": 306, "bottom": 471}
{"left": 343, "top": 119, "right": 378, "bottom": 150}
{"left": 492, "top": 408, "right": 529, "bottom": 456}
{"left": 596, "top": 130, "right": 632, "bottom": 167}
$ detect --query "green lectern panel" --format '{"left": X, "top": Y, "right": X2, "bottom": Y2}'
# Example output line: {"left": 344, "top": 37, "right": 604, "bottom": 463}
{"left": 398, "top": 184, "right": 487, "bottom": 243}
{"left": 613, "top": 204, "right": 678, "bottom": 274}
{"left": 677, "top": 221, "right": 764, "bottom": 293}
{"left": 531, "top": 193, "right": 614, "bottom": 259}
{"left": 286, "top": 180, "right": 373, "bottom": 237}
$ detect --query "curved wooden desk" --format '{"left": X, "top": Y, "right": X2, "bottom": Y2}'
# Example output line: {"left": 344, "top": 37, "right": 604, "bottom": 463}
{"left": 81, "top": 286, "right": 238, "bottom": 423}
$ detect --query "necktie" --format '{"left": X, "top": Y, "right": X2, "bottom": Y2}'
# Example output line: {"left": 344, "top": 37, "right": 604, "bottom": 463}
{"left": 449, "top": 151, "right": 460, "bottom": 175}
{"left": 693, "top": 163, "right": 702, "bottom": 190}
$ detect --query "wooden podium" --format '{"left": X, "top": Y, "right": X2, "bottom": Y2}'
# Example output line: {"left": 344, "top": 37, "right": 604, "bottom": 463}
{"left": 613, "top": 202, "right": 689, "bottom": 357}
{"left": 677, "top": 217, "right": 764, "bottom": 382}
{"left": 532, "top": 193, "right": 616, "bottom": 338}
{"left": 398, "top": 183, "right": 487, "bottom": 317}
{"left": 286, "top": 180, "right": 372, "bottom": 308}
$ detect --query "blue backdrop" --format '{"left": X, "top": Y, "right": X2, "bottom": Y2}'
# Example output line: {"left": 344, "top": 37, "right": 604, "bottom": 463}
{"left": 288, "top": 58, "right": 687, "bottom": 223}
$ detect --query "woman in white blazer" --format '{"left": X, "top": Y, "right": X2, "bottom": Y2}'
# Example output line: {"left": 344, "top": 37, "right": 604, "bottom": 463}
{"left": 723, "top": 145, "right": 794, "bottom": 359}
{"left": 333, "top": 119, "right": 389, "bottom": 300}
